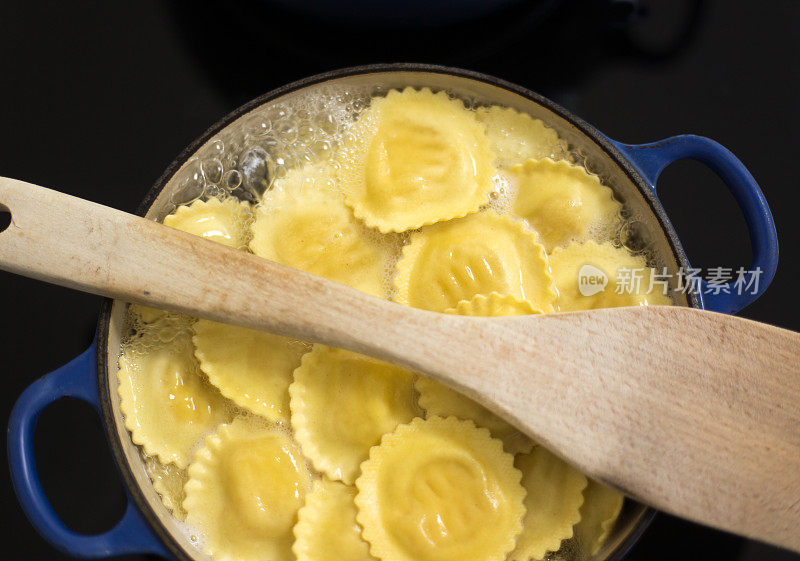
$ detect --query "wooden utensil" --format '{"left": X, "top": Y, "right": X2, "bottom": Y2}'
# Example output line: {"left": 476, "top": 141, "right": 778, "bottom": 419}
{"left": 1, "top": 177, "right": 798, "bottom": 552}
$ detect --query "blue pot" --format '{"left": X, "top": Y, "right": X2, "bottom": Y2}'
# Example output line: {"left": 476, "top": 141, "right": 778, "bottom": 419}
{"left": 7, "top": 64, "right": 779, "bottom": 561}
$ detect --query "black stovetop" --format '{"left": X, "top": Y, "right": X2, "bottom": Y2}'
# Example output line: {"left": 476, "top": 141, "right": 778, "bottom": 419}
{"left": 1, "top": 0, "right": 798, "bottom": 559}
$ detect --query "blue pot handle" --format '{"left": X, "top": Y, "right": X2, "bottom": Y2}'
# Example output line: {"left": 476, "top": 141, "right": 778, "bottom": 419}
{"left": 611, "top": 135, "right": 778, "bottom": 314}
{"left": 7, "top": 342, "right": 171, "bottom": 559}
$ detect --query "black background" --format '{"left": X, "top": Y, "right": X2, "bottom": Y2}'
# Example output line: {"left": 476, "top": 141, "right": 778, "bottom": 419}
{"left": 1, "top": 0, "right": 798, "bottom": 560}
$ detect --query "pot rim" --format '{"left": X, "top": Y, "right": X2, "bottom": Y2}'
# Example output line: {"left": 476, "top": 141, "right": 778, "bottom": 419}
{"left": 96, "top": 63, "right": 696, "bottom": 561}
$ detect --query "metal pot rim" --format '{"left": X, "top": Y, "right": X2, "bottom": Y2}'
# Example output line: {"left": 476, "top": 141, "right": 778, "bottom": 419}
{"left": 96, "top": 63, "right": 695, "bottom": 561}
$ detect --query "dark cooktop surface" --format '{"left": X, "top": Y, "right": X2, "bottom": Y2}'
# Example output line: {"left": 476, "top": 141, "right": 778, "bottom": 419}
{"left": 1, "top": 1, "right": 798, "bottom": 559}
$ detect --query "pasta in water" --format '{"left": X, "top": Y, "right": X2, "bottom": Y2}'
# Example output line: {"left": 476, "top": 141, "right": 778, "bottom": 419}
{"left": 250, "top": 182, "right": 392, "bottom": 297}
{"left": 511, "top": 158, "right": 621, "bottom": 251}
{"left": 293, "top": 479, "right": 376, "bottom": 561}
{"left": 118, "top": 326, "right": 232, "bottom": 469}
{"left": 163, "top": 197, "right": 252, "bottom": 249}
{"left": 415, "top": 379, "right": 533, "bottom": 456}
{"left": 475, "top": 106, "right": 568, "bottom": 168}
{"left": 289, "top": 346, "right": 419, "bottom": 484}
{"left": 339, "top": 87, "right": 496, "bottom": 233}
{"left": 549, "top": 240, "right": 673, "bottom": 311}
{"left": 144, "top": 456, "right": 188, "bottom": 521}
{"left": 394, "top": 211, "right": 557, "bottom": 312}
{"left": 573, "top": 480, "right": 625, "bottom": 556}
{"left": 416, "top": 293, "right": 537, "bottom": 455}
{"left": 184, "top": 417, "right": 312, "bottom": 561}
{"left": 510, "top": 447, "right": 588, "bottom": 561}
{"left": 443, "top": 291, "right": 541, "bottom": 317}
{"left": 193, "top": 319, "right": 309, "bottom": 423}
{"left": 116, "top": 85, "right": 680, "bottom": 561}
{"left": 355, "top": 417, "right": 525, "bottom": 561}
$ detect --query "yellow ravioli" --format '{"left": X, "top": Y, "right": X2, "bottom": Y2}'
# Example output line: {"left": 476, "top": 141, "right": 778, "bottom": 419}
{"left": 250, "top": 185, "right": 392, "bottom": 297}
{"left": 573, "top": 480, "right": 625, "bottom": 557}
{"left": 128, "top": 304, "right": 168, "bottom": 325}
{"left": 511, "top": 158, "right": 621, "bottom": 251}
{"left": 394, "top": 211, "right": 557, "bottom": 312}
{"left": 125, "top": 304, "right": 196, "bottom": 341}
{"left": 355, "top": 416, "right": 525, "bottom": 561}
{"left": 193, "top": 319, "right": 309, "bottom": 423}
{"left": 340, "top": 87, "right": 495, "bottom": 232}
{"left": 475, "top": 105, "right": 568, "bottom": 168}
{"left": 163, "top": 197, "right": 252, "bottom": 249}
{"left": 118, "top": 328, "right": 232, "bottom": 469}
{"left": 415, "top": 378, "right": 533, "bottom": 456}
{"left": 293, "top": 479, "right": 377, "bottom": 561}
{"left": 184, "top": 417, "right": 312, "bottom": 561}
{"left": 444, "top": 292, "right": 541, "bottom": 317}
{"left": 415, "top": 293, "right": 539, "bottom": 455}
{"left": 549, "top": 240, "right": 673, "bottom": 311}
{"left": 510, "top": 446, "right": 588, "bottom": 561}
{"left": 289, "top": 346, "right": 419, "bottom": 484}
{"left": 264, "top": 162, "right": 339, "bottom": 203}
{"left": 144, "top": 456, "right": 188, "bottom": 521}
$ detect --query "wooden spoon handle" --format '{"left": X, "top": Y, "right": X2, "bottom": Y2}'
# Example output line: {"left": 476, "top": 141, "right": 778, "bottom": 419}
{"left": 0, "top": 177, "right": 443, "bottom": 353}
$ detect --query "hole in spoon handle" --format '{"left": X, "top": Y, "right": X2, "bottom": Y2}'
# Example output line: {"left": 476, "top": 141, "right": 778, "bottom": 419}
{"left": 0, "top": 203, "right": 11, "bottom": 232}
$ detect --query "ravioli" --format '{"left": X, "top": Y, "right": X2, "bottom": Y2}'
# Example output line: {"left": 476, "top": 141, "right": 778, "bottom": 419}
{"left": 509, "top": 446, "right": 588, "bottom": 561}
{"left": 184, "top": 417, "right": 312, "bottom": 561}
{"left": 511, "top": 158, "right": 621, "bottom": 251}
{"left": 117, "top": 327, "right": 232, "bottom": 469}
{"left": 355, "top": 416, "right": 525, "bottom": 561}
{"left": 144, "top": 456, "right": 188, "bottom": 521}
{"left": 163, "top": 197, "right": 252, "bottom": 249}
{"left": 193, "top": 319, "right": 309, "bottom": 423}
{"left": 250, "top": 185, "right": 392, "bottom": 297}
{"left": 549, "top": 240, "right": 673, "bottom": 311}
{"left": 340, "top": 87, "right": 496, "bottom": 232}
{"left": 443, "top": 292, "right": 540, "bottom": 317}
{"left": 475, "top": 105, "right": 568, "bottom": 168}
{"left": 293, "top": 479, "right": 376, "bottom": 561}
{"left": 289, "top": 346, "right": 419, "bottom": 484}
{"left": 416, "top": 293, "right": 538, "bottom": 455}
{"left": 128, "top": 304, "right": 169, "bottom": 325}
{"left": 263, "top": 162, "right": 338, "bottom": 204}
{"left": 573, "top": 480, "right": 625, "bottom": 556}
{"left": 394, "top": 211, "right": 557, "bottom": 312}
{"left": 415, "top": 378, "right": 533, "bottom": 456}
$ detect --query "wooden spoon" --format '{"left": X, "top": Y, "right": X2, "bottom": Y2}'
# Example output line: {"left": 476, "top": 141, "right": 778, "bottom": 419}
{"left": 1, "top": 177, "right": 798, "bottom": 552}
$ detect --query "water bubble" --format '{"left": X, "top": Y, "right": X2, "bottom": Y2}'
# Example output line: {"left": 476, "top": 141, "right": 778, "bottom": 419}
{"left": 264, "top": 104, "right": 291, "bottom": 123}
{"left": 239, "top": 147, "right": 274, "bottom": 199}
{"left": 204, "top": 184, "right": 225, "bottom": 199}
{"left": 274, "top": 121, "right": 298, "bottom": 144}
{"left": 201, "top": 158, "right": 224, "bottom": 184}
{"left": 313, "top": 112, "right": 338, "bottom": 136}
{"left": 246, "top": 117, "right": 271, "bottom": 138}
{"left": 208, "top": 139, "right": 224, "bottom": 157}
{"left": 335, "top": 90, "right": 354, "bottom": 105}
{"left": 171, "top": 159, "right": 205, "bottom": 205}
{"left": 309, "top": 139, "right": 333, "bottom": 161}
{"left": 223, "top": 169, "right": 242, "bottom": 191}
{"left": 296, "top": 121, "right": 316, "bottom": 144}
{"left": 272, "top": 162, "right": 288, "bottom": 180}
